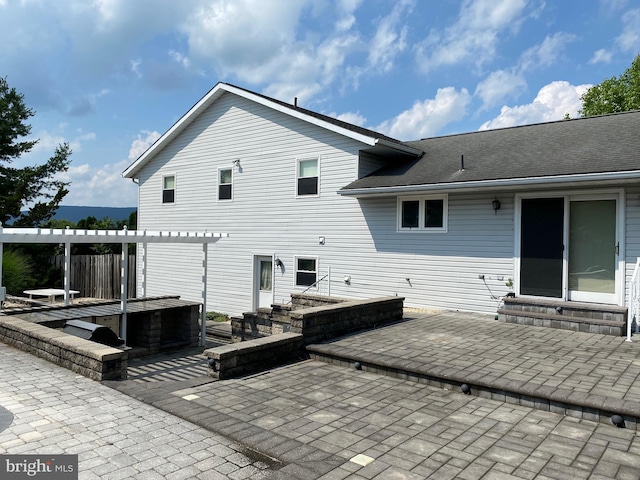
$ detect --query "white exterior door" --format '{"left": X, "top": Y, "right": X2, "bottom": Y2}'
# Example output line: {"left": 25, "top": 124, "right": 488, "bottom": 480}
{"left": 254, "top": 256, "right": 273, "bottom": 310}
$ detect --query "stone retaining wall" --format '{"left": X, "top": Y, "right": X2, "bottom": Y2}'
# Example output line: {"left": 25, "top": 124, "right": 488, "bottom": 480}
{"left": 233, "top": 294, "right": 404, "bottom": 343}
{"left": 0, "top": 315, "right": 127, "bottom": 381}
{"left": 215, "top": 294, "right": 403, "bottom": 379}
{"left": 204, "top": 332, "right": 304, "bottom": 380}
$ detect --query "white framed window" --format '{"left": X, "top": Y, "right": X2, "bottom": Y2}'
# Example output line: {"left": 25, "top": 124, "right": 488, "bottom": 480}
{"left": 295, "top": 256, "right": 318, "bottom": 287}
{"left": 297, "top": 158, "right": 319, "bottom": 197}
{"left": 162, "top": 174, "right": 175, "bottom": 204}
{"left": 218, "top": 168, "right": 233, "bottom": 201}
{"left": 397, "top": 194, "right": 448, "bottom": 232}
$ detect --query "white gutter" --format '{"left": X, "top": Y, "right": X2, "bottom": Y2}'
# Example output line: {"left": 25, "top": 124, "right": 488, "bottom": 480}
{"left": 339, "top": 170, "right": 640, "bottom": 197}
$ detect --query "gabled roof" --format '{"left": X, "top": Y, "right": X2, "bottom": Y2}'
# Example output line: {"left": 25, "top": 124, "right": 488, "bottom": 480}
{"left": 341, "top": 110, "right": 640, "bottom": 196}
{"left": 123, "top": 82, "right": 421, "bottom": 178}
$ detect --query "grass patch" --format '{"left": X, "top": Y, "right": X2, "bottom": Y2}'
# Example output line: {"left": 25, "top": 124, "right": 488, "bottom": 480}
{"left": 206, "top": 311, "right": 230, "bottom": 322}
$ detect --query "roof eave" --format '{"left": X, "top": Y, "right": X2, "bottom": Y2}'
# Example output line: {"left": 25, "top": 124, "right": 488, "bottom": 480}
{"left": 123, "top": 83, "right": 405, "bottom": 178}
{"left": 339, "top": 170, "right": 640, "bottom": 197}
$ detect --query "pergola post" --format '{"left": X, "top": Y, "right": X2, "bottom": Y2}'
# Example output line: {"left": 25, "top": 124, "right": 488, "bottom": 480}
{"left": 121, "top": 241, "right": 129, "bottom": 342}
{"left": 141, "top": 240, "right": 148, "bottom": 298}
{"left": 200, "top": 242, "right": 208, "bottom": 347}
{"left": 63, "top": 240, "right": 71, "bottom": 306}
{"left": 0, "top": 223, "right": 4, "bottom": 305}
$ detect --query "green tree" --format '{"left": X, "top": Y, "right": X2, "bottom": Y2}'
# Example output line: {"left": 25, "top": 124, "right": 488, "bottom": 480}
{"left": 580, "top": 53, "right": 640, "bottom": 117}
{"left": 0, "top": 77, "right": 72, "bottom": 226}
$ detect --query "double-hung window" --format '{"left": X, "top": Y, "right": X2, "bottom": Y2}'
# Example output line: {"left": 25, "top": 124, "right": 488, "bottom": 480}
{"left": 297, "top": 158, "right": 319, "bottom": 196}
{"left": 218, "top": 168, "right": 232, "bottom": 201}
{"left": 397, "top": 195, "right": 447, "bottom": 232}
{"left": 295, "top": 257, "right": 317, "bottom": 287}
{"left": 162, "top": 175, "right": 175, "bottom": 204}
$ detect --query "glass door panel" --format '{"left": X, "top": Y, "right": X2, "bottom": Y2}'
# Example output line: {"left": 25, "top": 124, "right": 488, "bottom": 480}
{"left": 568, "top": 200, "right": 616, "bottom": 301}
{"left": 520, "top": 198, "right": 564, "bottom": 297}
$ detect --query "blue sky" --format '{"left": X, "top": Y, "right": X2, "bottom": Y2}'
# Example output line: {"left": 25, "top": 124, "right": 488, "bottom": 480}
{"left": 1, "top": 0, "right": 639, "bottom": 207}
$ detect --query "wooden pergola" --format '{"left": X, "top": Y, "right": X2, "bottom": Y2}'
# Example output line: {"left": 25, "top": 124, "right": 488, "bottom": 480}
{"left": 0, "top": 224, "right": 228, "bottom": 346}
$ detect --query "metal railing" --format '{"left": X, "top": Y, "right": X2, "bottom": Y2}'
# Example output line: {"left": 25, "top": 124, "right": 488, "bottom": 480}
{"left": 627, "top": 258, "right": 640, "bottom": 342}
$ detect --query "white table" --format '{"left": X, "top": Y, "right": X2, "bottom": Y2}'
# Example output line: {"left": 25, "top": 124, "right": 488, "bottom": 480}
{"left": 24, "top": 288, "right": 80, "bottom": 303}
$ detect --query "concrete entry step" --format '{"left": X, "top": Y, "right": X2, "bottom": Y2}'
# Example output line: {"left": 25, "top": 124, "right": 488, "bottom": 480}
{"left": 498, "top": 296, "right": 627, "bottom": 336}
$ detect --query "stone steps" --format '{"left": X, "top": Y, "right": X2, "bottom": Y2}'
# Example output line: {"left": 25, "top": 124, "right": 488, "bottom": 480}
{"left": 497, "top": 297, "right": 627, "bottom": 336}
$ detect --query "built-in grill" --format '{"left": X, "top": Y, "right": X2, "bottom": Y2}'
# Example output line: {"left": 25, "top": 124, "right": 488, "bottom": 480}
{"left": 63, "top": 319, "right": 125, "bottom": 347}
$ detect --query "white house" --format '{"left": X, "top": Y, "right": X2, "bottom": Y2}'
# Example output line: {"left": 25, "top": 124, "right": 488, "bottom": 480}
{"left": 123, "top": 83, "right": 640, "bottom": 318}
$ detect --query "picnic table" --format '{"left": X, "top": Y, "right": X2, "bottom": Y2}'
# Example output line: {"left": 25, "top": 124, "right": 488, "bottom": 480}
{"left": 23, "top": 288, "right": 80, "bottom": 303}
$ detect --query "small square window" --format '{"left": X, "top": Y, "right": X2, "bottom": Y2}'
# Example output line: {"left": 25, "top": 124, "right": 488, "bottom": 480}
{"left": 162, "top": 175, "right": 175, "bottom": 204}
{"left": 297, "top": 158, "right": 318, "bottom": 196}
{"left": 219, "top": 168, "right": 232, "bottom": 200}
{"left": 295, "top": 257, "right": 317, "bottom": 287}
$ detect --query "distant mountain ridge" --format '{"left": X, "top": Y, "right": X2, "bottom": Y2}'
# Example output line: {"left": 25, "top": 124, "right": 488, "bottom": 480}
{"left": 52, "top": 206, "right": 136, "bottom": 223}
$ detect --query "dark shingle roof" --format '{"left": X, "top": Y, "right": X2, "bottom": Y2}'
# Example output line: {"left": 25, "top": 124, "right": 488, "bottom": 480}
{"left": 342, "top": 110, "right": 640, "bottom": 192}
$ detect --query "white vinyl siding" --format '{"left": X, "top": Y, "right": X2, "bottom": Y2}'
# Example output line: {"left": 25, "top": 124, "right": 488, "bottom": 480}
{"left": 136, "top": 91, "right": 634, "bottom": 316}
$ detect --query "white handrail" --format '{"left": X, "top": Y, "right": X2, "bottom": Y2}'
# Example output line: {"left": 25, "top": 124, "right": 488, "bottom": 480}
{"left": 627, "top": 258, "right": 640, "bottom": 342}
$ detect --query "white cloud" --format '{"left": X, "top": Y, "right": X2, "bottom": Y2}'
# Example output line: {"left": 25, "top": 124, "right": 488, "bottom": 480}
{"left": 475, "top": 70, "right": 527, "bottom": 110}
{"left": 60, "top": 159, "right": 138, "bottom": 207}
{"left": 183, "top": 0, "right": 310, "bottom": 75}
{"left": 335, "top": 0, "right": 362, "bottom": 31}
{"left": 376, "top": 87, "right": 471, "bottom": 140}
{"left": 366, "top": 0, "right": 413, "bottom": 74}
{"left": 478, "top": 81, "right": 591, "bottom": 130}
{"left": 518, "top": 32, "right": 577, "bottom": 71}
{"left": 330, "top": 111, "right": 367, "bottom": 126}
{"left": 128, "top": 130, "right": 161, "bottom": 160}
{"left": 615, "top": 8, "right": 640, "bottom": 52}
{"left": 589, "top": 48, "right": 613, "bottom": 64}
{"left": 416, "top": 0, "right": 528, "bottom": 73}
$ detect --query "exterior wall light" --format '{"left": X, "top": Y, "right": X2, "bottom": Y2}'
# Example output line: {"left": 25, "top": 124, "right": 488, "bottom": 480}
{"left": 492, "top": 198, "right": 501, "bottom": 215}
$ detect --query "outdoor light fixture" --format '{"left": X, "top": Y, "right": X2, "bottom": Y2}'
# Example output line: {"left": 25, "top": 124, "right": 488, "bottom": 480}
{"left": 492, "top": 198, "right": 501, "bottom": 214}
{"left": 354, "top": 361, "right": 362, "bottom": 370}
{"left": 611, "top": 414, "right": 625, "bottom": 428}
{"left": 461, "top": 383, "right": 471, "bottom": 394}
{"left": 207, "top": 358, "right": 217, "bottom": 371}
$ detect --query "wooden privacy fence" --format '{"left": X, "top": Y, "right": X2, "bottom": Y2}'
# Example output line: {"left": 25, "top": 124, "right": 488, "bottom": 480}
{"left": 52, "top": 255, "right": 136, "bottom": 299}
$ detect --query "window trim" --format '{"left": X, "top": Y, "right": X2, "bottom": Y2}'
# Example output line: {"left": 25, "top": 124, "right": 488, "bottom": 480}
{"left": 397, "top": 194, "right": 448, "bottom": 232}
{"left": 218, "top": 167, "right": 233, "bottom": 201}
{"left": 294, "top": 256, "right": 318, "bottom": 288}
{"left": 162, "top": 174, "right": 176, "bottom": 204}
{"left": 296, "top": 157, "right": 320, "bottom": 197}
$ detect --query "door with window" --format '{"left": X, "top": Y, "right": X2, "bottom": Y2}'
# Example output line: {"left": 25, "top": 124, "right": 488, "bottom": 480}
{"left": 254, "top": 256, "right": 273, "bottom": 310}
{"left": 518, "top": 193, "right": 620, "bottom": 304}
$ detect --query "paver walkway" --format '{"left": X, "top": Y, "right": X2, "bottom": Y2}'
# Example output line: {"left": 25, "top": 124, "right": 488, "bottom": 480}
{"left": 0, "top": 342, "right": 277, "bottom": 479}
{"left": 307, "top": 310, "right": 640, "bottom": 424}
{"left": 4, "top": 310, "right": 640, "bottom": 479}
{"left": 107, "top": 311, "right": 640, "bottom": 479}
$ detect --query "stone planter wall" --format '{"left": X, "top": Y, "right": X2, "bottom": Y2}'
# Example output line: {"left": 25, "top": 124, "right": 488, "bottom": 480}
{"left": 0, "top": 315, "right": 127, "bottom": 381}
{"left": 217, "top": 295, "right": 403, "bottom": 379}
{"left": 204, "top": 332, "right": 304, "bottom": 380}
